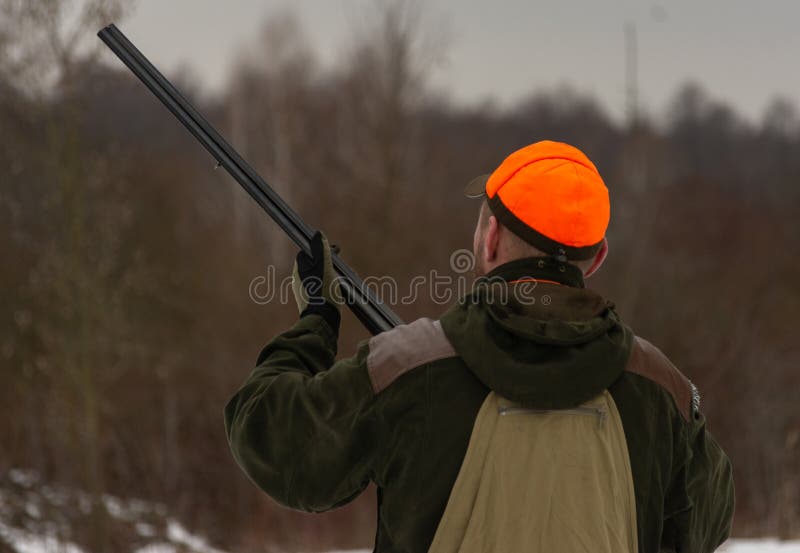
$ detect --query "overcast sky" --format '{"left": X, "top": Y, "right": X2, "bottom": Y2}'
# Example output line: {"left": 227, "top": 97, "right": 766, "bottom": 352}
{"left": 116, "top": 0, "right": 799, "bottom": 124}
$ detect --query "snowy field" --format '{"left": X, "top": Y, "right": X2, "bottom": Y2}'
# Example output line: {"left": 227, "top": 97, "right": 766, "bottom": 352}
{"left": 719, "top": 540, "right": 800, "bottom": 552}
{"left": 2, "top": 467, "right": 799, "bottom": 553}
{"left": 3, "top": 527, "right": 800, "bottom": 553}
{"left": 319, "top": 541, "right": 800, "bottom": 553}
{"left": 1, "top": 528, "right": 799, "bottom": 553}
{"left": 328, "top": 544, "right": 800, "bottom": 553}
{"left": 335, "top": 548, "right": 800, "bottom": 553}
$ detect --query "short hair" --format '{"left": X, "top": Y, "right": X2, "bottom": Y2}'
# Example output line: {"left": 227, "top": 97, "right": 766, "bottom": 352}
{"left": 480, "top": 201, "right": 594, "bottom": 274}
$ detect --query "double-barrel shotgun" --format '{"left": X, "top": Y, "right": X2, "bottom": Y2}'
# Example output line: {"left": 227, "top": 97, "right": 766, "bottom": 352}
{"left": 97, "top": 24, "right": 403, "bottom": 335}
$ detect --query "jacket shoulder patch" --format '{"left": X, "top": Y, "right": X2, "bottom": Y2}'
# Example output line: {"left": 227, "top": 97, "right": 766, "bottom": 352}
{"left": 625, "top": 336, "right": 695, "bottom": 421}
{"left": 367, "top": 318, "right": 457, "bottom": 394}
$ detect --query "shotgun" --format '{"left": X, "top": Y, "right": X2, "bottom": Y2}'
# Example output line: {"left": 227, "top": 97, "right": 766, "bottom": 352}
{"left": 97, "top": 24, "right": 403, "bottom": 335}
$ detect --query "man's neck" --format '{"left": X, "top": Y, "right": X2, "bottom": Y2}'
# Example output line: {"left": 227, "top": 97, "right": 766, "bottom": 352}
{"left": 481, "top": 256, "right": 585, "bottom": 288}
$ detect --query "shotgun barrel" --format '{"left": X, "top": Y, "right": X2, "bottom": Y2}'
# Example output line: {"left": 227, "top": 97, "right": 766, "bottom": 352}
{"left": 97, "top": 24, "right": 403, "bottom": 335}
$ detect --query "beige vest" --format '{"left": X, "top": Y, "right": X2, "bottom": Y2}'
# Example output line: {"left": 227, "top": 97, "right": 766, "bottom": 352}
{"left": 428, "top": 391, "right": 638, "bottom": 553}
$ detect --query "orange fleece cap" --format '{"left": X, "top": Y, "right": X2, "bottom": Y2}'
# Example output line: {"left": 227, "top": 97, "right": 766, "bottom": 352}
{"left": 464, "top": 140, "right": 609, "bottom": 260}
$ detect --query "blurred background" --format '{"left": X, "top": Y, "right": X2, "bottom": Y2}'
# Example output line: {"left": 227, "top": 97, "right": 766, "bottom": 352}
{"left": 1, "top": 0, "right": 798, "bottom": 552}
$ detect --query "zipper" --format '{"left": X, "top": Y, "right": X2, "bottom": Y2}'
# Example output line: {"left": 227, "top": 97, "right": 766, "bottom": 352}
{"left": 498, "top": 405, "right": 607, "bottom": 424}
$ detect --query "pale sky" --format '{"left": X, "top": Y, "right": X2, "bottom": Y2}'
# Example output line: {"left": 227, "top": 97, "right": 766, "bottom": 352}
{"left": 115, "top": 0, "right": 799, "bottom": 125}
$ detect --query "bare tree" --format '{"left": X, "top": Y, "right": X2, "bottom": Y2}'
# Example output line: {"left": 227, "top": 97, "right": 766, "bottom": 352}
{"left": 226, "top": 10, "right": 316, "bottom": 262}
{"left": 2, "top": 1, "right": 134, "bottom": 550}
{"left": 0, "top": 0, "right": 131, "bottom": 96}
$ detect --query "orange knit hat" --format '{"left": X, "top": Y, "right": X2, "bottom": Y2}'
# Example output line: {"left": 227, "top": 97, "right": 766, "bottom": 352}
{"left": 465, "top": 140, "right": 610, "bottom": 261}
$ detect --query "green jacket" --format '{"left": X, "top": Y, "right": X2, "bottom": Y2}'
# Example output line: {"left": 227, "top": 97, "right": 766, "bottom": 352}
{"left": 224, "top": 257, "right": 734, "bottom": 552}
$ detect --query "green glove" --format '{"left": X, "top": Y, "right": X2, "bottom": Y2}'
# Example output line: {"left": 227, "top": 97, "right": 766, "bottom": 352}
{"left": 291, "top": 231, "right": 343, "bottom": 330}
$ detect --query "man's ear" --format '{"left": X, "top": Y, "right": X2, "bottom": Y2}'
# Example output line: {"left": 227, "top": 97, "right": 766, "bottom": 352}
{"left": 483, "top": 215, "right": 500, "bottom": 264}
{"left": 584, "top": 238, "right": 608, "bottom": 278}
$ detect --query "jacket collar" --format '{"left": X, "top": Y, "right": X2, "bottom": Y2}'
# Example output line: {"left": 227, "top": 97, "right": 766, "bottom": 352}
{"left": 483, "top": 256, "right": 585, "bottom": 288}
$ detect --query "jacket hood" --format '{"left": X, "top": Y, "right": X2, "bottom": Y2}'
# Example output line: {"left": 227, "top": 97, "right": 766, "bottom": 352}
{"left": 439, "top": 257, "right": 633, "bottom": 409}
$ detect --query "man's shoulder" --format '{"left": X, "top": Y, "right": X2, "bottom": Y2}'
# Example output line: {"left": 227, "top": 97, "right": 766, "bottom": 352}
{"left": 624, "top": 335, "right": 699, "bottom": 421}
{"left": 365, "top": 318, "right": 459, "bottom": 395}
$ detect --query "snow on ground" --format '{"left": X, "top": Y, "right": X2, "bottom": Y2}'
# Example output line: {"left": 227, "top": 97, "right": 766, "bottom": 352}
{"left": 309, "top": 541, "right": 800, "bottom": 553}
{"left": 313, "top": 543, "right": 800, "bottom": 553}
{"left": 3, "top": 468, "right": 800, "bottom": 553}
{"left": 165, "top": 518, "right": 226, "bottom": 553}
{"left": 0, "top": 519, "right": 86, "bottom": 553}
{"left": 132, "top": 544, "right": 178, "bottom": 553}
{"left": 130, "top": 539, "right": 800, "bottom": 553}
{"left": 2, "top": 526, "right": 800, "bottom": 553}
{"left": 720, "top": 539, "right": 800, "bottom": 552}
{"left": 1, "top": 468, "right": 225, "bottom": 553}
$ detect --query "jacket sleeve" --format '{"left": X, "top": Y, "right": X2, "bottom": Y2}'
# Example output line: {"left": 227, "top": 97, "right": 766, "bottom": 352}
{"left": 665, "top": 412, "right": 735, "bottom": 552}
{"left": 224, "top": 314, "right": 380, "bottom": 512}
